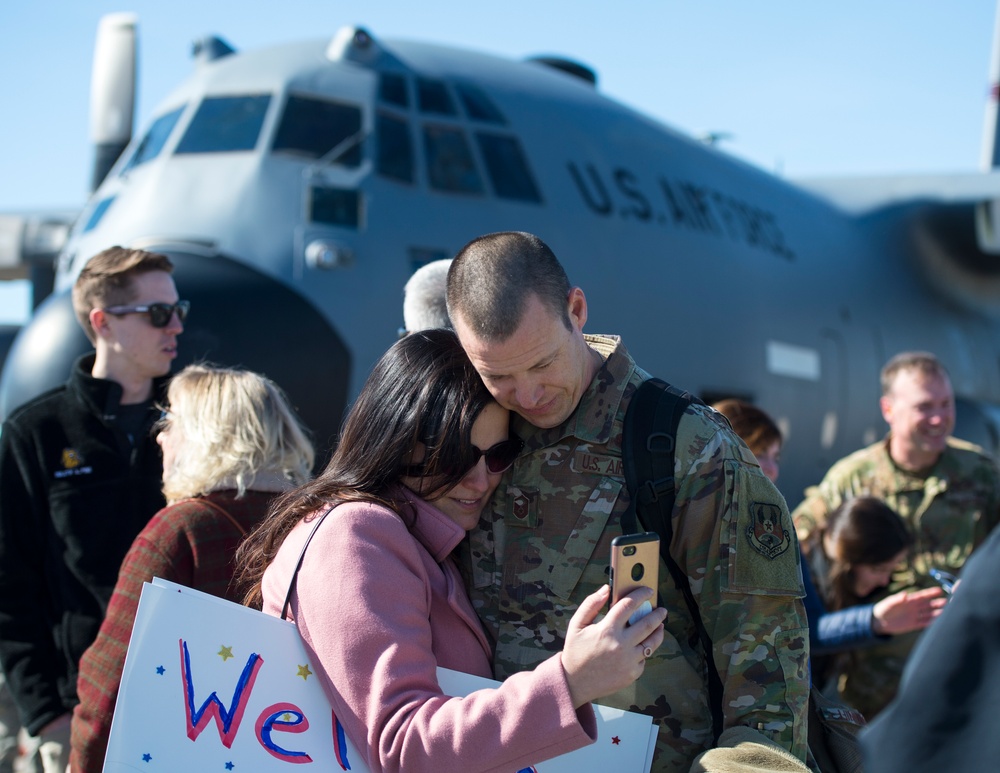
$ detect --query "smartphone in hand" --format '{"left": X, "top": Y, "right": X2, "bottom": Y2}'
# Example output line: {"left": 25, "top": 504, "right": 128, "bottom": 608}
{"left": 929, "top": 567, "right": 957, "bottom": 595}
{"left": 610, "top": 532, "right": 660, "bottom": 625}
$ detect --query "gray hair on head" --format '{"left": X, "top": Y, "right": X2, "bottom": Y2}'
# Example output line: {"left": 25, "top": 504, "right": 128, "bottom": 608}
{"left": 403, "top": 259, "right": 453, "bottom": 333}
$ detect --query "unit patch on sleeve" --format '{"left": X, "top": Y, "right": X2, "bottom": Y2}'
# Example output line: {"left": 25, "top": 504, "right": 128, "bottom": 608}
{"left": 746, "top": 501, "right": 791, "bottom": 559}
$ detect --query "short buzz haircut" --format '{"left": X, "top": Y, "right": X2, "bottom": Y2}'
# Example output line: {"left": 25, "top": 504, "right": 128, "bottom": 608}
{"left": 880, "top": 351, "right": 950, "bottom": 396}
{"left": 446, "top": 231, "right": 571, "bottom": 341}
{"left": 72, "top": 246, "right": 174, "bottom": 343}
{"left": 403, "top": 259, "right": 453, "bottom": 333}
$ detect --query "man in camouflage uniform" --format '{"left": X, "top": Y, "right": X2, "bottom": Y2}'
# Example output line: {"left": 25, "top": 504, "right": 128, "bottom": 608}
{"left": 447, "top": 232, "right": 812, "bottom": 773}
{"left": 793, "top": 350, "right": 1000, "bottom": 718}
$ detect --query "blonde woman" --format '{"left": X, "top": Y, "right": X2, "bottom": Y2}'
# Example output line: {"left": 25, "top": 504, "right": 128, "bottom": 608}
{"left": 68, "top": 364, "right": 314, "bottom": 773}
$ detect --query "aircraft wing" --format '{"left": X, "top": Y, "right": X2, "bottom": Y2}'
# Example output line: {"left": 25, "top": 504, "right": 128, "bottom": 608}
{"left": 796, "top": 170, "right": 1000, "bottom": 214}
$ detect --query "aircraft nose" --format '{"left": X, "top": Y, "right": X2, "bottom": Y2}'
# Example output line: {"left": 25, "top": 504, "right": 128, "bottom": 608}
{"left": 0, "top": 249, "right": 351, "bottom": 473}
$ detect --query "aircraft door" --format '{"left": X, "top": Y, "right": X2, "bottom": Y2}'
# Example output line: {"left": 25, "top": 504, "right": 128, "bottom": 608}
{"left": 758, "top": 330, "right": 850, "bottom": 508}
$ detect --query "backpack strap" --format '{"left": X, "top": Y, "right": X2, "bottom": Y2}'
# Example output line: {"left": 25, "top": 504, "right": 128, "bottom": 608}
{"left": 621, "top": 378, "right": 689, "bottom": 535}
{"left": 622, "top": 378, "right": 725, "bottom": 742}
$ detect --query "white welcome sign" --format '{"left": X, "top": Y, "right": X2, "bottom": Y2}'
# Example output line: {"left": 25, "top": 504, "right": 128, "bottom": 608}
{"left": 103, "top": 579, "right": 656, "bottom": 772}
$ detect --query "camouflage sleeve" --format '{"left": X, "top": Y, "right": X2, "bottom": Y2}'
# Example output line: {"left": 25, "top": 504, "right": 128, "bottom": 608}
{"left": 791, "top": 482, "right": 840, "bottom": 547}
{"left": 674, "top": 411, "right": 810, "bottom": 762}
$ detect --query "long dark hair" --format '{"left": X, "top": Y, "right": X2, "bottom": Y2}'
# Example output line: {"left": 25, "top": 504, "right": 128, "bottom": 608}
{"left": 822, "top": 496, "right": 914, "bottom": 609}
{"left": 238, "top": 328, "right": 495, "bottom": 607}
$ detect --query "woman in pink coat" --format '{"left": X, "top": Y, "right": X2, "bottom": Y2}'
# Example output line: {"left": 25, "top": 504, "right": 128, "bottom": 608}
{"left": 238, "top": 329, "right": 665, "bottom": 773}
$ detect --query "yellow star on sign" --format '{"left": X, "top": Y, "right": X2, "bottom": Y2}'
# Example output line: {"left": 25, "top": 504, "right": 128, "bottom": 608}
{"left": 218, "top": 645, "right": 234, "bottom": 661}
{"left": 296, "top": 664, "right": 312, "bottom": 680}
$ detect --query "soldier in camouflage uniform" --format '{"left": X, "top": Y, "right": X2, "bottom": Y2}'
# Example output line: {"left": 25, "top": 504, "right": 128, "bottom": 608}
{"left": 793, "top": 350, "right": 1000, "bottom": 718}
{"left": 447, "top": 232, "right": 812, "bottom": 773}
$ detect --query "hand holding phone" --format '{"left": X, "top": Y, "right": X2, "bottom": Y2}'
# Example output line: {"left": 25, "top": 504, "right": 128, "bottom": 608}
{"left": 610, "top": 532, "right": 660, "bottom": 625}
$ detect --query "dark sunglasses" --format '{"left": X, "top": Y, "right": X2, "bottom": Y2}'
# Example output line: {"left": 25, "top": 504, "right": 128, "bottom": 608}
{"left": 469, "top": 436, "right": 524, "bottom": 474}
{"left": 406, "top": 436, "right": 524, "bottom": 478}
{"left": 104, "top": 300, "right": 190, "bottom": 328}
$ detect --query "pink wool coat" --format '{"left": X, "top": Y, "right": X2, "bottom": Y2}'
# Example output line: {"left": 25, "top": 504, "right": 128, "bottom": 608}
{"left": 262, "top": 490, "right": 596, "bottom": 773}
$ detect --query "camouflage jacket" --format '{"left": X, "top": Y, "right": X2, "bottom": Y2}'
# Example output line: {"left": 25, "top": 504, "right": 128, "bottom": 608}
{"left": 792, "top": 436, "right": 1000, "bottom": 587}
{"left": 463, "top": 335, "right": 811, "bottom": 773}
{"left": 792, "top": 435, "right": 1000, "bottom": 717}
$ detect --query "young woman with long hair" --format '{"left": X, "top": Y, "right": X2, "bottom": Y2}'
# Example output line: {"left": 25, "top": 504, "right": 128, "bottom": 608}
{"left": 238, "top": 329, "right": 665, "bottom": 773}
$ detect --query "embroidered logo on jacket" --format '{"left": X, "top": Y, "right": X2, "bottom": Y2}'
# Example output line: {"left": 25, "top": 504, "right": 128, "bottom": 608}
{"left": 54, "top": 448, "right": 93, "bottom": 479}
{"left": 746, "top": 501, "right": 791, "bottom": 559}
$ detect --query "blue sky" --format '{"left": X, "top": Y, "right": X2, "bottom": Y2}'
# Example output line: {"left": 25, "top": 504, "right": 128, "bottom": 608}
{"left": 0, "top": 1, "right": 998, "bottom": 319}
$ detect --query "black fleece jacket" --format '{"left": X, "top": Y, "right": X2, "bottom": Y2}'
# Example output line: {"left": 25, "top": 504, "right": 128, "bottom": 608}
{"left": 0, "top": 355, "right": 167, "bottom": 734}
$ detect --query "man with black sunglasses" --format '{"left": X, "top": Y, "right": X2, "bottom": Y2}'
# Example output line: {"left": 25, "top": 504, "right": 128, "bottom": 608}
{"left": 447, "top": 232, "right": 812, "bottom": 773}
{"left": 0, "top": 246, "right": 185, "bottom": 773}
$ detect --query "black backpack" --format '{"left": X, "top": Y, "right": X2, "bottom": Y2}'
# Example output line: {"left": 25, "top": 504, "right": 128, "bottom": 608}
{"left": 619, "top": 378, "right": 865, "bottom": 773}
{"left": 619, "top": 378, "right": 725, "bottom": 739}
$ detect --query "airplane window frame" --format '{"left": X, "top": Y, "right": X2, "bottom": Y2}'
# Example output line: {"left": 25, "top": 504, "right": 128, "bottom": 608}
{"left": 271, "top": 94, "right": 363, "bottom": 166}
{"left": 454, "top": 83, "right": 507, "bottom": 125}
{"left": 416, "top": 78, "right": 457, "bottom": 116}
{"left": 421, "top": 124, "right": 484, "bottom": 195}
{"left": 82, "top": 197, "right": 116, "bottom": 234}
{"left": 309, "top": 185, "right": 361, "bottom": 229}
{"left": 120, "top": 106, "right": 185, "bottom": 174}
{"left": 378, "top": 73, "right": 410, "bottom": 109}
{"left": 474, "top": 132, "right": 542, "bottom": 203}
{"left": 174, "top": 94, "right": 272, "bottom": 155}
{"left": 375, "top": 111, "right": 415, "bottom": 184}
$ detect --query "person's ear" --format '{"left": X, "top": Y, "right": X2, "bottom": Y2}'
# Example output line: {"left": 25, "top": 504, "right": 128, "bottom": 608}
{"left": 879, "top": 395, "right": 893, "bottom": 425}
{"left": 89, "top": 308, "right": 111, "bottom": 340}
{"left": 566, "top": 287, "right": 588, "bottom": 332}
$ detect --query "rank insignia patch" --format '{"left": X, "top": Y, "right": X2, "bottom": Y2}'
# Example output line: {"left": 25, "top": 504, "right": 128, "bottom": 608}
{"left": 505, "top": 486, "right": 538, "bottom": 528}
{"left": 746, "top": 501, "right": 791, "bottom": 559}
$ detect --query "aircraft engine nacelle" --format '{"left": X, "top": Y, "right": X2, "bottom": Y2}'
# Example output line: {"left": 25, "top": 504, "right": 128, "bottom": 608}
{"left": 910, "top": 200, "right": 1000, "bottom": 318}
{"left": 0, "top": 249, "right": 350, "bottom": 466}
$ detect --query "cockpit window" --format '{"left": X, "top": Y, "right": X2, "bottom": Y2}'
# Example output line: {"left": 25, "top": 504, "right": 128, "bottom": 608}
{"left": 422, "top": 125, "right": 483, "bottom": 194}
{"left": 175, "top": 95, "right": 271, "bottom": 154}
{"left": 272, "top": 95, "right": 362, "bottom": 166}
{"left": 376, "top": 112, "right": 413, "bottom": 183}
{"left": 310, "top": 186, "right": 360, "bottom": 228}
{"left": 120, "top": 106, "right": 184, "bottom": 173}
{"left": 379, "top": 73, "right": 409, "bottom": 108}
{"left": 82, "top": 197, "right": 115, "bottom": 234}
{"left": 455, "top": 83, "right": 506, "bottom": 125}
{"left": 416, "top": 78, "right": 457, "bottom": 116}
{"left": 371, "top": 73, "right": 542, "bottom": 204}
{"left": 475, "top": 133, "right": 542, "bottom": 202}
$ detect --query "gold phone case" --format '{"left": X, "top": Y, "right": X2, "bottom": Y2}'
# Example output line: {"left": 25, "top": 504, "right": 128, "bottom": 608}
{"left": 610, "top": 531, "right": 660, "bottom": 607}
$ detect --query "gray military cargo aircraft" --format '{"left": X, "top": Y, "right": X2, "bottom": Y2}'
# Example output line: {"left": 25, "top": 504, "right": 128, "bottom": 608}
{"left": 3, "top": 12, "right": 1000, "bottom": 506}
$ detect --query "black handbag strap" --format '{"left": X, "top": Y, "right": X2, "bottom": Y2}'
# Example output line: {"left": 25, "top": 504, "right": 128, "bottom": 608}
{"left": 280, "top": 507, "right": 334, "bottom": 621}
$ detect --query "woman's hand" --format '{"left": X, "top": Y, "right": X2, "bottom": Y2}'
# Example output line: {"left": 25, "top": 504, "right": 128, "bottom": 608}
{"left": 561, "top": 585, "right": 666, "bottom": 708}
{"left": 871, "top": 586, "right": 947, "bottom": 635}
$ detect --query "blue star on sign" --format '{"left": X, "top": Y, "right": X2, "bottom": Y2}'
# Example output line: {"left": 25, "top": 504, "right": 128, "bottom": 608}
{"left": 142, "top": 753, "right": 152, "bottom": 762}
{"left": 156, "top": 665, "right": 165, "bottom": 675}
{"left": 225, "top": 762, "right": 235, "bottom": 770}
